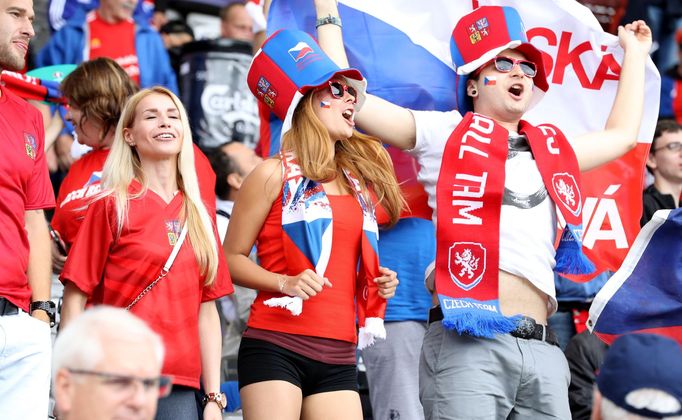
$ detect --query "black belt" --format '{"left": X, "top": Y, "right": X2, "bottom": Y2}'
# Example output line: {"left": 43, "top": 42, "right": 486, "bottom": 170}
{"left": 428, "top": 305, "right": 559, "bottom": 347}
{"left": 0, "top": 297, "right": 19, "bottom": 316}
{"left": 556, "top": 300, "right": 591, "bottom": 312}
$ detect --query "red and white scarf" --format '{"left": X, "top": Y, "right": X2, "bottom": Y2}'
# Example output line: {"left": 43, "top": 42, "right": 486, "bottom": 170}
{"left": 435, "top": 112, "right": 594, "bottom": 337}
{"left": 263, "top": 152, "right": 387, "bottom": 348}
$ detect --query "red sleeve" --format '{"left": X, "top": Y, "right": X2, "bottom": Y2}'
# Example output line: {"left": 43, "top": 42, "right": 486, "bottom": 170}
{"left": 25, "top": 105, "right": 55, "bottom": 210}
{"left": 51, "top": 162, "right": 82, "bottom": 248}
{"left": 60, "top": 197, "right": 115, "bottom": 296}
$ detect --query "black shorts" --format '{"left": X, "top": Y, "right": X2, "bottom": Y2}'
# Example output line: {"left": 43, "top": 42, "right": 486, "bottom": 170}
{"left": 237, "top": 337, "right": 359, "bottom": 397}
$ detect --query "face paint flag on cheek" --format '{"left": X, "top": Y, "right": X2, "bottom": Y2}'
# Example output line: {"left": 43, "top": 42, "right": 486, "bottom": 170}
{"left": 484, "top": 76, "right": 496, "bottom": 86}
{"left": 320, "top": 100, "right": 331, "bottom": 108}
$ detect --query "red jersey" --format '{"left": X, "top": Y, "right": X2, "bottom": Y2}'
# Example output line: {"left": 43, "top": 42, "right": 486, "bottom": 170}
{"left": 52, "top": 149, "right": 107, "bottom": 248}
{"left": 87, "top": 11, "right": 140, "bottom": 85}
{"left": 247, "top": 192, "right": 362, "bottom": 343}
{"left": 0, "top": 86, "right": 55, "bottom": 311}
{"left": 61, "top": 182, "right": 233, "bottom": 388}
{"left": 52, "top": 145, "right": 217, "bottom": 250}
{"left": 673, "top": 79, "right": 682, "bottom": 124}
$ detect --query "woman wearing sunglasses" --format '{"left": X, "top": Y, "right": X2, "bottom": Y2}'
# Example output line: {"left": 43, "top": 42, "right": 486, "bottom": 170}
{"left": 313, "top": 1, "right": 652, "bottom": 419}
{"left": 223, "top": 30, "right": 403, "bottom": 420}
{"left": 60, "top": 87, "right": 233, "bottom": 420}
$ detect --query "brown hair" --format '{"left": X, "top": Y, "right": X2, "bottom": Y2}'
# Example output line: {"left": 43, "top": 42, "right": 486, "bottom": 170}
{"left": 61, "top": 58, "right": 138, "bottom": 144}
{"left": 281, "top": 93, "right": 404, "bottom": 226}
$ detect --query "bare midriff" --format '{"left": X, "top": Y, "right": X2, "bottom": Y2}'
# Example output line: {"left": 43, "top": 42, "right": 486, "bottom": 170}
{"left": 432, "top": 270, "right": 549, "bottom": 325}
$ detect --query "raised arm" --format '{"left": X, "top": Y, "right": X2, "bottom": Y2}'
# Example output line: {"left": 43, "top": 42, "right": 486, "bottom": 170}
{"left": 571, "top": 20, "right": 652, "bottom": 172}
{"left": 314, "top": 0, "right": 417, "bottom": 150}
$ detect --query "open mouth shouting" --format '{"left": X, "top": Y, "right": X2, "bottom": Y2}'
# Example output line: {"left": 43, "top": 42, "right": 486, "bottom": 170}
{"left": 508, "top": 83, "right": 525, "bottom": 100}
{"left": 342, "top": 108, "right": 355, "bottom": 126}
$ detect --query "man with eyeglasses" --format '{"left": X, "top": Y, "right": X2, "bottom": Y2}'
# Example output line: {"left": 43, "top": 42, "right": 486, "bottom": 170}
{"left": 641, "top": 119, "right": 682, "bottom": 226}
{"left": 314, "top": 1, "right": 652, "bottom": 418}
{"left": 52, "top": 306, "right": 169, "bottom": 420}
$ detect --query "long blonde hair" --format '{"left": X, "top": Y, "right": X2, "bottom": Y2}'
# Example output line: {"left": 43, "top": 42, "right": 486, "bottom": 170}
{"left": 281, "top": 92, "right": 404, "bottom": 226}
{"left": 101, "top": 87, "right": 219, "bottom": 285}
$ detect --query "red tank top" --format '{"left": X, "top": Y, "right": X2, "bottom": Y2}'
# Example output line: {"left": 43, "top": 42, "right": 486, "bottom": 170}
{"left": 246, "top": 192, "right": 363, "bottom": 344}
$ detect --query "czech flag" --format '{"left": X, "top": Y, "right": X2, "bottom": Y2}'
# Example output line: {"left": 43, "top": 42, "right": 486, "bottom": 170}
{"left": 588, "top": 209, "right": 682, "bottom": 346}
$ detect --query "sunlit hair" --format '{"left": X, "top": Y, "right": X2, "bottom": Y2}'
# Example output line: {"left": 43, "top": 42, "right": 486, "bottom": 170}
{"left": 281, "top": 92, "right": 404, "bottom": 225}
{"left": 101, "top": 87, "right": 219, "bottom": 284}
{"left": 52, "top": 306, "right": 165, "bottom": 385}
{"left": 60, "top": 57, "right": 138, "bottom": 144}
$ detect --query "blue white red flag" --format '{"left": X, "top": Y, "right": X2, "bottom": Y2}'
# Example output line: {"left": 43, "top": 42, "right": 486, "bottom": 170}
{"left": 588, "top": 209, "right": 682, "bottom": 346}
{"left": 265, "top": 0, "right": 660, "bottom": 278}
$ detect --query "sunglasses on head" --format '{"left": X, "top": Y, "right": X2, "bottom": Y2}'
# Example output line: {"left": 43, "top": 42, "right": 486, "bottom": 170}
{"left": 475, "top": 56, "right": 538, "bottom": 78}
{"left": 327, "top": 81, "right": 358, "bottom": 104}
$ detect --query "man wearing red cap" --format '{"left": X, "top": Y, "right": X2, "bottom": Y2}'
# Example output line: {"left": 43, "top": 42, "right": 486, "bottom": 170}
{"left": 314, "top": 0, "right": 652, "bottom": 418}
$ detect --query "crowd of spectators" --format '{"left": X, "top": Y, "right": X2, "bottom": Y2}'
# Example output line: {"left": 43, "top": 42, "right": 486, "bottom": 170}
{"left": 1, "top": 0, "right": 681, "bottom": 419}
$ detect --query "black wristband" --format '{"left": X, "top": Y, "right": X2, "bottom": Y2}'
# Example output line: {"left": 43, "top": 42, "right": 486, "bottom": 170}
{"left": 30, "top": 300, "right": 56, "bottom": 327}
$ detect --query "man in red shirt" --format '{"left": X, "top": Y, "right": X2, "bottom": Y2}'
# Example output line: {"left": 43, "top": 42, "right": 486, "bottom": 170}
{"left": 37, "top": 0, "right": 177, "bottom": 92}
{"left": 0, "top": 0, "right": 56, "bottom": 418}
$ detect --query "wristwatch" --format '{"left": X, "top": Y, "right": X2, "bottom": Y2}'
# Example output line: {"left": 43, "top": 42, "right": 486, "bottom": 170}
{"left": 202, "top": 392, "right": 226, "bottom": 411}
{"left": 30, "top": 300, "right": 56, "bottom": 327}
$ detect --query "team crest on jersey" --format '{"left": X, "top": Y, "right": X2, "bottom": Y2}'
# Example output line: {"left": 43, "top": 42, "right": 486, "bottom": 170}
{"left": 24, "top": 132, "right": 37, "bottom": 159}
{"left": 165, "top": 220, "right": 181, "bottom": 246}
{"left": 552, "top": 173, "right": 581, "bottom": 216}
{"left": 448, "top": 242, "right": 486, "bottom": 291}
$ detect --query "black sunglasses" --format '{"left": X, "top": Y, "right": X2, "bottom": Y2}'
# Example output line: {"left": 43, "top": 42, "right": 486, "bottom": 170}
{"left": 328, "top": 81, "right": 358, "bottom": 104}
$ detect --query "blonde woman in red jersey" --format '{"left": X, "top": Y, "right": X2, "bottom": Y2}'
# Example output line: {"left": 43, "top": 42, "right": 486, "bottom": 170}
{"left": 224, "top": 30, "right": 402, "bottom": 420}
{"left": 52, "top": 59, "right": 217, "bottom": 272}
{"left": 60, "top": 87, "right": 233, "bottom": 420}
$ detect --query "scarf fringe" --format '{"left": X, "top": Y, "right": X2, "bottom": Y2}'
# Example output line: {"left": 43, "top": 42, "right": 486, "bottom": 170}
{"left": 442, "top": 311, "right": 519, "bottom": 338}
{"left": 357, "top": 317, "right": 386, "bottom": 350}
{"left": 263, "top": 296, "right": 303, "bottom": 316}
{"left": 555, "top": 225, "right": 595, "bottom": 275}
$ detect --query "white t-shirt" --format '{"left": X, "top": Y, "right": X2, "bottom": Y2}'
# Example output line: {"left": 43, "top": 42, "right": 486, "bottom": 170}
{"left": 408, "top": 110, "right": 558, "bottom": 314}
{"left": 216, "top": 198, "right": 234, "bottom": 243}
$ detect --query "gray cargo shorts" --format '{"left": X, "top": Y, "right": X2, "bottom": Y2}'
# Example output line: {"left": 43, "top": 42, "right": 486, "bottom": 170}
{"left": 419, "top": 320, "right": 570, "bottom": 420}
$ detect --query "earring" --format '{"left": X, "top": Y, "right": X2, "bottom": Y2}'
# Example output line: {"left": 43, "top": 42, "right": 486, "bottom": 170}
{"left": 470, "top": 89, "right": 478, "bottom": 96}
